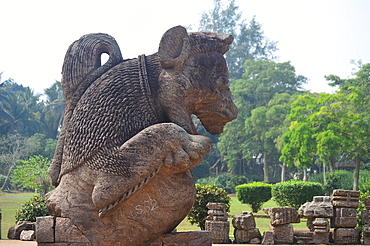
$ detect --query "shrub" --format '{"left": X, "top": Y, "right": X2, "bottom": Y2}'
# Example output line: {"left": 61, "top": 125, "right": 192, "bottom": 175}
{"left": 15, "top": 195, "right": 49, "bottom": 222}
{"left": 323, "top": 170, "right": 353, "bottom": 194}
{"left": 272, "top": 180, "right": 323, "bottom": 209}
{"left": 236, "top": 182, "right": 272, "bottom": 213}
{"left": 187, "top": 184, "right": 230, "bottom": 230}
{"left": 196, "top": 174, "right": 250, "bottom": 193}
{"left": 357, "top": 190, "right": 370, "bottom": 229}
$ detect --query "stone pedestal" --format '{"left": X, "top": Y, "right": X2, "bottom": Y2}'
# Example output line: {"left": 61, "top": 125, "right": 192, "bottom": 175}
{"left": 296, "top": 231, "right": 314, "bottom": 245}
{"left": 331, "top": 207, "right": 357, "bottom": 228}
{"left": 205, "top": 203, "right": 230, "bottom": 244}
{"left": 269, "top": 224, "right": 294, "bottom": 244}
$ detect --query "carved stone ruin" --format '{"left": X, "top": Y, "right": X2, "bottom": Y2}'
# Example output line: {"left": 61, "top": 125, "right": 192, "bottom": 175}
{"left": 205, "top": 202, "right": 231, "bottom": 244}
{"left": 232, "top": 211, "right": 261, "bottom": 244}
{"left": 298, "top": 196, "right": 333, "bottom": 244}
{"left": 35, "top": 26, "right": 237, "bottom": 246}
{"left": 263, "top": 207, "right": 300, "bottom": 244}
{"left": 331, "top": 189, "right": 360, "bottom": 244}
{"left": 362, "top": 197, "right": 370, "bottom": 244}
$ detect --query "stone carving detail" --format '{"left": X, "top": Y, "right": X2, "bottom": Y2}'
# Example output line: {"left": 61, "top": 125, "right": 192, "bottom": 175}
{"left": 232, "top": 211, "right": 261, "bottom": 244}
{"left": 331, "top": 189, "right": 360, "bottom": 208}
{"left": 37, "top": 26, "right": 237, "bottom": 246}
{"left": 263, "top": 207, "right": 300, "bottom": 244}
{"left": 205, "top": 202, "right": 231, "bottom": 244}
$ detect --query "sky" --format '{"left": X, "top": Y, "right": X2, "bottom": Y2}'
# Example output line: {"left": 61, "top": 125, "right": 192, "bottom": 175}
{"left": 1, "top": 0, "right": 370, "bottom": 95}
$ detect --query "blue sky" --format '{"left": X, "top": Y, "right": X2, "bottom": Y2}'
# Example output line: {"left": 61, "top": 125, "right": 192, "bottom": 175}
{"left": 1, "top": 0, "right": 370, "bottom": 94}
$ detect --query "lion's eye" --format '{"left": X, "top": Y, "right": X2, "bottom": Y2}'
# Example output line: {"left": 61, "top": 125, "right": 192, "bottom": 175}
{"left": 216, "top": 75, "right": 229, "bottom": 90}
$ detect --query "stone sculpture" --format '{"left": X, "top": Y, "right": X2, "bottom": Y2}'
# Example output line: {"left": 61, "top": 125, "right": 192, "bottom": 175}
{"left": 38, "top": 26, "right": 237, "bottom": 246}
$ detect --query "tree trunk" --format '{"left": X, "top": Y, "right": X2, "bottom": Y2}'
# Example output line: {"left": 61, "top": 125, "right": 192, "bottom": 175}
{"left": 263, "top": 152, "right": 269, "bottom": 183}
{"left": 1, "top": 163, "right": 16, "bottom": 191}
{"left": 302, "top": 168, "right": 307, "bottom": 182}
{"left": 280, "top": 163, "right": 286, "bottom": 182}
{"left": 353, "top": 155, "right": 361, "bottom": 191}
{"left": 323, "top": 162, "right": 327, "bottom": 186}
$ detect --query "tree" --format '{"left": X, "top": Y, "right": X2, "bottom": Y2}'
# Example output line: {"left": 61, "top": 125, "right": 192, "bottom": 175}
{"left": 218, "top": 60, "right": 306, "bottom": 180}
{"left": 0, "top": 134, "right": 28, "bottom": 190}
{"left": 12, "top": 155, "right": 51, "bottom": 195}
{"left": 41, "top": 81, "right": 65, "bottom": 139}
{"left": 198, "top": 0, "right": 277, "bottom": 80}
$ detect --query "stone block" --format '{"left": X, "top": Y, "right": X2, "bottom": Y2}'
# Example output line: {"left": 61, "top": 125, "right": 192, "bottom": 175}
{"left": 363, "top": 209, "right": 370, "bottom": 224}
{"left": 313, "top": 232, "right": 330, "bottom": 245}
{"left": 270, "top": 224, "right": 294, "bottom": 244}
{"left": 363, "top": 224, "right": 370, "bottom": 245}
{"left": 263, "top": 207, "right": 300, "bottom": 225}
{"left": 205, "top": 220, "right": 230, "bottom": 244}
{"left": 149, "top": 231, "right": 212, "bottom": 246}
{"left": 296, "top": 231, "right": 314, "bottom": 245}
{"left": 55, "top": 217, "right": 89, "bottom": 243}
{"left": 233, "top": 228, "right": 261, "bottom": 244}
{"left": 331, "top": 189, "right": 360, "bottom": 208}
{"left": 8, "top": 221, "right": 34, "bottom": 239}
{"left": 232, "top": 211, "right": 256, "bottom": 229}
{"left": 365, "top": 196, "right": 370, "bottom": 210}
{"left": 36, "top": 216, "right": 55, "bottom": 243}
{"left": 261, "top": 231, "right": 274, "bottom": 245}
{"left": 20, "top": 230, "right": 35, "bottom": 241}
{"left": 299, "top": 196, "right": 333, "bottom": 218}
{"left": 331, "top": 207, "right": 357, "bottom": 228}
{"left": 250, "top": 237, "right": 262, "bottom": 244}
{"left": 333, "top": 228, "right": 361, "bottom": 244}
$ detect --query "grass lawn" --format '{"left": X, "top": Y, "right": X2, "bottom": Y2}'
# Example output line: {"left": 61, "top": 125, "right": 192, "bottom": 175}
{"left": 177, "top": 196, "right": 309, "bottom": 234}
{"left": 0, "top": 191, "right": 37, "bottom": 239}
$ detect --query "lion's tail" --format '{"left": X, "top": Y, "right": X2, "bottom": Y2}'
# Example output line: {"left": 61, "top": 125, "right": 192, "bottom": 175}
{"left": 49, "top": 33, "right": 123, "bottom": 186}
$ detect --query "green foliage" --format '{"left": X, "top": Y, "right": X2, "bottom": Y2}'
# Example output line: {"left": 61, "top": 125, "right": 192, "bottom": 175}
{"left": 357, "top": 190, "right": 370, "bottom": 229}
{"left": 236, "top": 182, "right": 272, "bottom": 212}
{"left": 323, "top": 170, "right": 353, "bottom": 194}
{"left": 15, "top": 195, "right": 49, "bottom": 222}
{"left": 0, "top": 174, "right": 6, "bottom": 187}
{"left": 272, "top": 180, "right": 323, "bottom": 209}
{"left": 12, "top": 155, "right": 52, "bottom": 195}
{"left": 196, "top": 173, "right": 250, "bottom": 193}
{"left": 187, "top": 184, "right": 231, "bottom": 230}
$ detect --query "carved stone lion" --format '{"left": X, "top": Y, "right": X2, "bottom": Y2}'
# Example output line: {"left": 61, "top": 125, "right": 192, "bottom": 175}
{"left": 46, "top": 26, "right": 237, "bottom": 245}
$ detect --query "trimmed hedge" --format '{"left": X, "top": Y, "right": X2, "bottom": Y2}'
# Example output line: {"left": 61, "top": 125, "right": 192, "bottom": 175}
{"left": 272, "top": 180, "right": 323, "bottom": 209}
{"left": 236, "top": 182, "right": 272, "bottom": 213}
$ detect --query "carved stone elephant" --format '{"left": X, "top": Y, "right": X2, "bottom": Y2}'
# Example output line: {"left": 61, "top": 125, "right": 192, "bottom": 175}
{"left": 46, "top": 26, "right": 237, "bottom": 246}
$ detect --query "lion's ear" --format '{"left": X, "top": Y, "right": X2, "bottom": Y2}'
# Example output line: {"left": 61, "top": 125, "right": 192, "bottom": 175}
{"left": 158, "top": 26, "right": 191, "bottom": 72}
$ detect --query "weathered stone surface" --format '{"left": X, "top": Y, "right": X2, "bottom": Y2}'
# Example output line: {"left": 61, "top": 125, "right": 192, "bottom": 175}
{"left": 207, "top": 202, "right": 228, "bottom": 221}
{"left": 313, "top": 232, "right": 330, "bottom": 245}
{"left": 269, "top": 224, "right": 294, "bottom": 244}
{"left": 205, "top": 221, "right": 230, "bottom": 244}
{"left": 263, "top": 207, "right": 300, "bottom": 225}
{"left": 363, "top": 224, "right": 370, "bottom": 245}
{"left": 365, "top": 196, "right": 370, "bottom": 209}
{"left": 149, "top": 231, "right": 212, "bottom": 246}
{"left": 333, "top": 228, "right": 361, "bottom": 244}
{"left": 8, "top": 221, "right": 34, "bottom": 239}
{"left": 299, "top": 196, "right": 333, "bottom": 218}
{"left": 55, "top": 217, "right": 89, "bottom": 243}
{"left": 20, "top": 230, "right": 35, "bottom": 241}
{"left": 250, "top": 237, "right": 262, "bottom": 244}
{"left": 331, "top": 189, "right": 360, "bottom": 208}
{"left": 36, "top": 216, "right": 55, "bottom": 243}
{"left": 40, "top": 26, "right": 237, "bottom": 245}
{"left": 331, "top": 207, "right": 357, "bottom": 228}
{"left": 296, "top": 231, "right": 314, "bottom": 245}
{"left": 232, "top": 211, "right": 256, "bottom": 229}
{"left": 313, "top": 218, "right": 329, "bottom": 233}
{"left": 261, "top": 231, "right": 275, "bottom": 245}
{"left": 233, "top": 228, "right": 261, "bottom": 244}
{"left": 363, "top": 209, "right": 370, "bottom": 224}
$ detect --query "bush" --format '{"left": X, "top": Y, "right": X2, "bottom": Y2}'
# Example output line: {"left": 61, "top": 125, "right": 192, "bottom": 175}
{"left": 357, "top": 190, "right": 370, "bottom": 229}
{"left": 196, "top": 174, "right": 250, "bottom": 193}
{"left": 323, "top": 170, "right": 353, "bottom": 194}
{"left": 272, "top": 180, "right": 323, "bottom": 209}
{"left": 15, "top": 195, "right": 49, "bottom": 222}
{"left": 187, "top": 184, "right": 230, "bottom": 230}
{"left": 236, "top": 182, "right": 272, "bottom": 213}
